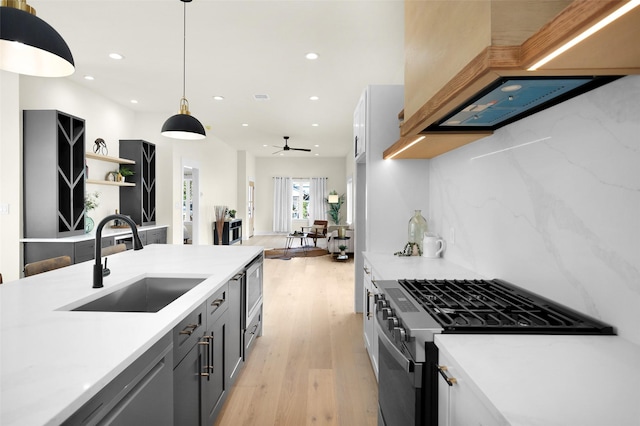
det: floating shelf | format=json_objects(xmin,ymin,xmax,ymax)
[
  {"xmin": 85, "ymin": 152, "xmax": 136, "ymax": 165},
  {"xmin": 86, "ymin": 179, "xmax": 135, "ymax": 187}
]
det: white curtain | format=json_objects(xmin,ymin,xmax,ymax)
[
  {"xmin": 309, "ymin": 177, "xmax": 328, "ymax": 222},
  {"xmin": 273, "ymin": 176, "xmax": 292, "ymax": 232}
]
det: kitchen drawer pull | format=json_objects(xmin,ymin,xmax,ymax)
[
  {"xmin": 364, "ymin": 266, "xmax": 370, "ymax": 275},
  {"xmin": 179, "ymin": 323, "xmax": 199, "ymax": 335},
  {"xmin": 438, "ymin": 365, "xmax": 457, "ymax": 386},
  {"xmin": 210, "ymin": 298, "xmax": 225, "ymax": 308}
]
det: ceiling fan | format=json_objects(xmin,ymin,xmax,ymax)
[{"xmin": 273, "ymin": 136, "xmax": 311, "ymax": 154}]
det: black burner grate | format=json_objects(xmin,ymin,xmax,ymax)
[{"xmin": 398, "ymin": 279, "xmax": 614, "ymax": 335}]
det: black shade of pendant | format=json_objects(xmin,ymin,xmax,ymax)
[
  {"xmin": 161, "ymin": 0, "xmax": 206, "ymax": 140},
  {"xmin": 0, "ymin": 6, "xmax": 74, "ymax": 77}
]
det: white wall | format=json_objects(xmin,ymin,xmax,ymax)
[
  {"xmin": 0, "ymin": 75, "xmax": 243, "ymax": 278},
  {"xmin": 254, "ymin": 156, "xmax": 347, "ymax": 234},
  {"xmin": 428, "ymin": 75, "xmax": 640, "ymax": 345},
  {"xmin": 0, "ymin": 71, "xmax": 21, "ymax": 282}
]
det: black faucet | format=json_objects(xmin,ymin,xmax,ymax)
[{"xmin": 93, "ymin": 214, "xmax": 144, "ymax": 288}]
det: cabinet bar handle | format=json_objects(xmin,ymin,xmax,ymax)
[
  {"xmin": 199, "ymin": 339, "xmax": 211, "ymax": 377},
  {"xmin": 179, "ymin": 323, "xmax": 199, "ymax": 335},
  {"xmin": 364, "ymin": 266, "xmax": 370, "ymax": 274},
  {"xmin": 438, "ymin": 365, "xmax": 457, "ymax": 386},
  {"xmin": 211, "ymin": 298, "xmax": 225, "ymax": 308}
]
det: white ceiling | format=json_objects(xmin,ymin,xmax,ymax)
[{"xmin": 31, "ymin": 0, "xmax": 405, "ymax": 157}]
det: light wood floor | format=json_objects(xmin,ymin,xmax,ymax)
[{"xmin": 214, "ymin": 235, "xmax": 378, "ymax": 426}]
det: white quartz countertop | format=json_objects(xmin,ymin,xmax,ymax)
[
  {"xmin": 435, "ymin": 334, "xmax": 640, "ymax": 426},
  {"xmin": 20, "ymin": 224, "xmax": 169, "ymax": 243},
  {"xmin": 364, "ymin": 251, "xmax": 640, "ymax": 425},
  {"xmin": 363, "ymin": 251, "xmax": 483, "ymax": 280},
  {"xmin": 0, "ymin": 244, "xmax": 263, "ymax": 426}
]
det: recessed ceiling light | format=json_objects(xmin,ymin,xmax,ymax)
[
  {"xmin": 84, "ymin": 75, "xmax": 94, "ymax": 81},
  {"xmin": 263, "ymin": 144, "xmax": 268, "ymax": 147},
  {"xmin": 309, "ymin": 96, "xmax": 319, "ymax": 101},
  {"xmin": 305, "ymin": 52, "xmax": 319, "ymax": 60},
  {"xmin": 213, "ymin": 95, "xmax": 224, "ymax": 101},
  {"xmin": 242, "ymin": 123, "xmax": 249, "ymax": 127},
  {"xmin": 130, "ymin": 99, "xmax": 138, "ymax": 104},
  {"xmin": 314, "ymin": 153, "xmax": 319, "ymax": 156},
  {"xmin": 311, "ymin": 123, "xmax": 319, "ymax": 127},
  {"xmin": 109, "ymin": 53, "xmax": 124, "ymax": 60},
  {"xmin": 314, "ymin": 144, "xmax": 319, "ymax": 148}
]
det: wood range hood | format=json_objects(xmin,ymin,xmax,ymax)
[{"xmin": 385, "ymin": 0, "xmax": 640, "ymax": 160}]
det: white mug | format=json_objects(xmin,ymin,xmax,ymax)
[{"xmin": 423, "ymin": 235, "xmax": 444, "ymax": 258}]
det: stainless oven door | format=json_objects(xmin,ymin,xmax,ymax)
[
  {"xmin": 377, "ymin": 321, "xmax": 423, "ymax": 426},
  {"xmin": 245, "ymin": 255, "xmax": 263, "ymax": 324}
]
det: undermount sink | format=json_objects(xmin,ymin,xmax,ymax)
[{"xmin": 72, "ymin": 277, "xmax": 206, "ymax": 313}]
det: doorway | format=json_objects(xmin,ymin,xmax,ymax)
[
  {"xmin": 183, "ymin": 166, "xmax": 200, "ymax": 244},
  {"xmin": 248, "ymin": 180, "xmax": 255, "ymax": 238}
]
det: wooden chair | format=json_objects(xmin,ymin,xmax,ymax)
[
  {"xmin": 24, "ymin": 255, "xmax": 72, "ymax": 277},
  {"xmin": 302, "ymin": 220, "xmax": 328, "ymax": 248},
  {"xmin": 101, "ymin": 243, "xmax": 127, "ymax": 257}
]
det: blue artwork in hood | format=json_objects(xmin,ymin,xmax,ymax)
[{"xmin": 429, "ymin": 76, "xmax": 619, "ymax": 131}]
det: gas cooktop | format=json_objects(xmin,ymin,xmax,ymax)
[{"xmin": 396, "ymin": 278, "xmax": 614, "ymax": 335}]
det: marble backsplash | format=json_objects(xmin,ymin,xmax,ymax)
[{"xmin": 428, "ymin": 75, "xmax": 640, "ymax": 345}]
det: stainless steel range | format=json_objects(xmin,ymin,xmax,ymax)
[{"xmin": 375, "ymin": 278, "xmax": 614, "ymax": 426}]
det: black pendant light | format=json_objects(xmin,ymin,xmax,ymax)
[
  {"xmin": 0, "ymin": 0, "xmax": 74, "ymax": 77},
  {"xmin": 161, "ymin": 0, "xmax": 206, "ymax": 140}
]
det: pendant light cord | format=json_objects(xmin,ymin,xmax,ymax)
[{"xmin": 182, "ymin": 0, "xmax": 187, "ymax": 99}]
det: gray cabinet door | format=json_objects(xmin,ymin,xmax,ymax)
[
  {"xmin": 202, "ymin": 315, "xmax": 226, "ymax": 426},
  {"xmin": 63, "ymin": 334, "xmax": 173, "ymax": 425},
  {"xmin": 119, "ymin": 140, "xmax": 156, "ymax": 226},
  {"xmin": 173, "ymin": 342, "xmax": 202, "ymax": 426},
  {"xmin": 225, "ymin": 274, "xmax": 244, "ymax": 387},
  {"xmin": 23, "ymin": 110, "xmax": 86, "ymax": 238}
]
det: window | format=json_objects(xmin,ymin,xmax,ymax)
[
  {"xmin": 292, "ymin": 180, "xmax": 310, "ymax": 219},
  {"xmin": 346, "ymin": 176, "xmax": 353, "ymax": 225}
]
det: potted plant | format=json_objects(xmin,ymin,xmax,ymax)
[
  {"xmin": 117, "ymin": 166, "xmax": 135, "ymax": 182},
  {"xmin": 326, "ymin": 190, "xmax": 345, "ymax": 226},
  {"xmin": 338, "ymin": 244, "xmax": 348, "ymax": 256},
  {"xmin": 228, "ymin": 209, "xmax": 237, "ymax": 219},
  {"xmin": 84, "ymin": 191, "xmax": 100, "ymax": 233}
]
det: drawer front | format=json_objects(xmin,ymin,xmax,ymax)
[
  {"xmin": 173, "ymin": 302, "xmax": 205, "ymax": 367},
  {"xmin": 244, "ymin": 305, "xmax": 262, "ymax": 360},
  {"xmin": 206, "ymin": 283, "xmax": 229, "ymax": 326},
  {"xmin": 147, "ymin": 227, "xmax": 167, "ymax": 244},
  {"xmin": 74, "ymin": 240, "xmax": 95, "ymax": 263}
]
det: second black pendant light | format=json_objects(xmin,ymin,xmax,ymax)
[{"xmin": 161, "ymin": 0, "xmax": 206, "ymax": 140}]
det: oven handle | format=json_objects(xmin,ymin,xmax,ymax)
[{"xmin": 376, "ymin": 321, "xmax": 414, "ymax": 374}]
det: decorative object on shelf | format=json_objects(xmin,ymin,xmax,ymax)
[
  {"xmin": 408, "ymin": 209, "xmax": 428, "ymax": 253},
  {"xmin": 0, "ymin": 0, "xmax": 74, "ymax": 77},
  {"xmin": 84, "ymin": 191, "xmax": 100, "ymax": 233},
  {"xmin": 228, "ymin": 209, "xmax": 237, "ymax": 219},
  {"xmin": 106, "ymin": 171, "xmax": 116, "ymax": 182},
  {"xmin": 338, "ymin": 244, "xmax": 348, "ymax": 256},
  {"xmin": 394, "ymin": 241, "xmax": 422, "ymax": 257},
  {"xmin": 118, "ymin": 166, "xmax": 134, "ymax": 182},
  {"xmin": 326, "ymin": 190, "xmax": 344, "ymax": 225},
  {"xmin": 214, "ymin": 205, "xmax": 227, "ymax": 245},
  {"xmin": 160, "ymin": 0, "xmax": 206, "ymax": 140},
  {"xmin": 93, "ymin": 138, "xmax": 108, "ymax": 155}
]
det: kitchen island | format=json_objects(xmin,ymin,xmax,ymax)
[
  {"xmin": 0, "ymin": 244, "xmax": 263, "ymax": 426},
  {"xmin": 364, "ymin": 251, "xmax": 640, "ymax": 426}
]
